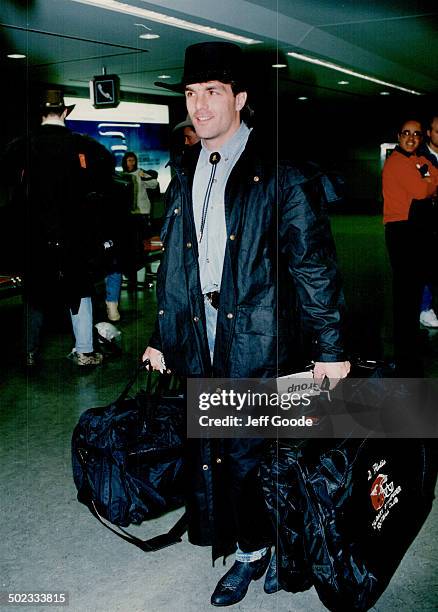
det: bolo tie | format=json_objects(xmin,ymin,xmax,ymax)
[{"xmin": 199, "ymin": 151, "xmax": 221, "ymax": 243}]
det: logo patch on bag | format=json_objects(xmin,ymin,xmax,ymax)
[{"xmin": 368, "ymin": 459, "xmax": 402, "ymax": 530}]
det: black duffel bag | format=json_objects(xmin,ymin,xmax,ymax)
[
  {"xmin": 262, "ymin": 437, "xmax": 437, "ymax": 611},
  {"xmin": 72, "ymin": 362, "xmax": 187, "ymax": 551}
]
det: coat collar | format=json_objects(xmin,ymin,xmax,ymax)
[{"xmin": 173, "ymin": 128, "xmax": 264, "ymax": 180}]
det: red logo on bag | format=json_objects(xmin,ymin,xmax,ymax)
[{"xmin": 370, "ymin": 474, "xmax": 387, "ymax": 511}]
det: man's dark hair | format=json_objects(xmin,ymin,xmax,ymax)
[
  {"xmin": 228, "ymin": 80, "xmax": 254, "ymax": 127},
  {"xmin": 426, "ymin": 113, "xmax": 438, "ymax": 131}
]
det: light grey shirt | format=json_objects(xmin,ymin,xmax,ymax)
[{"xmin": 192, "ymin": 122, "xmax": 251, "ymax": 294}]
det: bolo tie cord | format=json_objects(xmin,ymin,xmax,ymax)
[{"xmin": 199, "ymin": 151, "xmax": 221, "ymax": 242}]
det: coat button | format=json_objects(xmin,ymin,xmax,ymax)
[
  {"xmin": 193, "ymin": 316, "xmax": 199, "ymax": 322},
  {"xmin": 158, "ymin": 309, "xmax": 164, "ymax": 315},
  {"xmin": 186, "ymin": 242, "xmax": 192, "ymax": 248},
  {"xmin": 216, "ymin": 458, "xmax": 222, "ymax": 464},
  {"xmin": 161, "ymin": 246, "xmax": 165, "ymax": 252},
  {"xmin": 202, "ymin": 464, "xmax": 209, "ymax": 471},
  {"xmin": 253, "ymin": 176, "xmax": 260, "ymax": 182},
  {"xmin": 174, "ymin": 208, "xmax": 180, "ymax": 214},
  {"xmin": 227, "ymin": 312, "xmax": 233, "ymax": 319},
  {"xmin": 229, "ymin": 234, "xmax": 236, "ymax": 241}
]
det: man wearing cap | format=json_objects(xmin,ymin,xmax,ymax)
[
  {"xmin": 3, "ymin": 90, "xmax": 114, "ymax": 366},
  {"xmin": 170, "ymin": 115, "xmax": 200, "ymax": 170},
  {"xmin": 173, "ymin": 115, "xmax": 200, "ymax": 148},
  {"xmin": 143, "ymin": 42, "xmax": 349, "ymax": 606}
]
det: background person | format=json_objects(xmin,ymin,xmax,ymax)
[
  {"xmin": 119, "ymin": 151, "xmax": 159, "ymax": 291},
  {"xmin": 382, "ymin": 118, "xmax": 438, "ymax": 374},
  {"xmin": 2, "ymin": 90, "xmax": 114, "ymax": 366},
  {"xmin": 417, "ymin": 113, "xmax": 438, "ymax": 329}
]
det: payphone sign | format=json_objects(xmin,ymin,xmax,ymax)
[{"xmin": 91, "ymin": 75, "xmax": 120, "ymax": 109}]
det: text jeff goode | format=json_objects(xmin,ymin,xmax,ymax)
[{"xmin": 199, "ymin": 415, "xmax": 314, "ymax": 427}]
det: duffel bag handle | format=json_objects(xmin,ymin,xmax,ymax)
[{"xmin": 116, "ymin": 359, "xmax": 153, "ymax": 404}]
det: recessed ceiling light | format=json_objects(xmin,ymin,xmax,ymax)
[
  {"xmin": 272, "ymin": 64, "xmax": 287, "ymax": 69},
  {"xmin": 338, "ymin": 80, "xmax": 349, "ymax": 85},
  {"xmin": 72, "ymin": 0, "xmax": 262, "ymax": 45},
  {"xmin": 297, "ymin": 96, "xmax": 308, "ymax": 101},
  {"xmin": 7, "ymin": 53, "xmax": 26, "ymax": 59},
  {"xmin": 287, "ymin": 51, "xmax": 422, "ymax": 95},
  {"xmin": 158, "ymin": 75, "xmax": 171, "ymax": 79},
  {"xmin": 380, "ymin": 91, "xmax": 390, "ymax": 96}
]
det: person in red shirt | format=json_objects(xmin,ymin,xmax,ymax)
[{"xmin": 382, "ymin": 119, "xmax": 438, "ymax": 374}]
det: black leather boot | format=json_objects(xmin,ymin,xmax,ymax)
[
  {"xmin": 263, "ymin": 551, "xmax": 281, "ymax": 594},
  {"xmin": 211, "ymin": 548, "xmax": 271, "ymax": 606}
]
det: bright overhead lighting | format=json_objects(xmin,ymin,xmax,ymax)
[
  {"xmin": 71, "ymin": 0, "xmax": 262, "ymax": 45},
  {"xmin": 380, "ymin": 91, "xmax": 390, "ymax": 96},
  {"xmin": 338, "ymin": 80, "xmax": 349, "ymax": 85},
  {"xmin": 297, "ymin": 96, "xmax": 308, "ymax": 101},
  {"xmin": 287, "ymin": 51, "xmax": 422, "ymax": 95},
  {"xmin": 97, "ymin": 122, "xmax": 140, "ymax": 128},
  {"xmin": 158, "ymin": 74, "xmax": 171, "ymax": 79},
  {"xmin": 272, "ymin": 64, "xmax": 287, "ymax": 69},
  {"xmin": 134, "ymin": 22, "xmax": 159, "ymax": 39},
  {"xmin": 7, "ymin": 53, "xmax": 26, "ymax": 59}
]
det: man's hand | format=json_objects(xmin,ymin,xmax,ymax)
[
  {"xmin": 142, "ymin": 346, "xmax": 169, "ymax": 373},
  {"xmin": 313, "ymin": 361, "xmax": 350, "ymax": 389}
]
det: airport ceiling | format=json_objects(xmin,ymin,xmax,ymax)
[{"xmin": 1, "ymin": 0, "xmax": 437, "ymax": 102}]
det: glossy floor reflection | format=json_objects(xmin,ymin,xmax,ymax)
[{"xmin": 1, "ymin": 215, "xmax": 437, "ymax": 611}]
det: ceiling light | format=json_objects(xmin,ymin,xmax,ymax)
[
  {"xmin": 158, "ymin": 75, "xmax": 171, "ymax": 79},
  {"xmin": 134, "ymin": 23, "xmax": 159, "ymax": 39},
  {"xmin": 338, "ymin": 80, "xmax": 349, "ymax": 85},
  {"xmin": 272, "ymin": 64, "xmax": 287, "ymax": 69},
  {"xmin": 71, "ymin": 0, "xmax": 262, "ymax": 44},
  {"xmin": 297, "ymin": 96, "xmax": 308, "ymax": 101},
  {"xmin": 7, "ymin": 53, "xmax": 26, "ymax": 59},
  {"xmin": 287, "ymin": 51, "xmax": 422, "ymax": 95},
  {"xmin": 380, "ymin": 91, "xmax": 390, "ymax": 96}
]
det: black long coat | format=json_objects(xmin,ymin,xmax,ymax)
[
  {"xmin": 2, "ymin": 124, "xmax": 114, "ymax": 312},
  {"xmin": 149, "ymin": 131, "xmax": 346, "ymax": 560}
]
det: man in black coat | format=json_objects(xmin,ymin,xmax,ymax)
[
  {"xmin": 3, "ymin": 90, "xmax": 114, "ymax": 366},
  {"xmin": 143, "ymin": 42, "xmax": 350, "ymax": 606}
]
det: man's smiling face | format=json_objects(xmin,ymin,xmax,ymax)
[{"xmin": 185, "ymin": 81, "xmax": 247, "ymax": 150}]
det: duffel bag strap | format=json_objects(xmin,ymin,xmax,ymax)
[
  {"xmin": 116, "ymin": 360, "xmax": 153, "ymax": 404},
  {"xmin": 87, "ymin": 499, "xmax": 187, "ymax": 552}
]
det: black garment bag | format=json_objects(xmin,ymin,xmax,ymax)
[
  {"xmin": 72, "ymin": 362, "xmax": 187, "ymax": 551},
  {"xmin": 262, "ymin": 436, "xmax": 436, "ymax": 611}
]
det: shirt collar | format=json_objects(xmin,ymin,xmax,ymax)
[
  {"xmin": 394, "ymin": 144, "xmax": 413, "ymax": 158},
  {"xmin": 199, "ymin": 121, "xmax": 251, "ymax": 167},
  {"xmin": 41, "ymin": 117, "xmax": 66, "ymax": 127},
  {"xmin": 427, "ymin": 144, "xmax": 438, "ymax": 158}
]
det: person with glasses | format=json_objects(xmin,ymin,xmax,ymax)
[{"xmin": 382, "ymin": 119, "xmax": 438, "ymax": 375}]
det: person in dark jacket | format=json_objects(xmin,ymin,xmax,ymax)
[
  {"xmin": 2, "ymin": 90, "xmax": 114, "ymax": 366},
  {"xmin": 417, "ymin": 113, "xmax": 438, "ymax": 328},
  {"xmin": 143, "ymin": 42, "xmax": 350, "ymax": 606}
]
